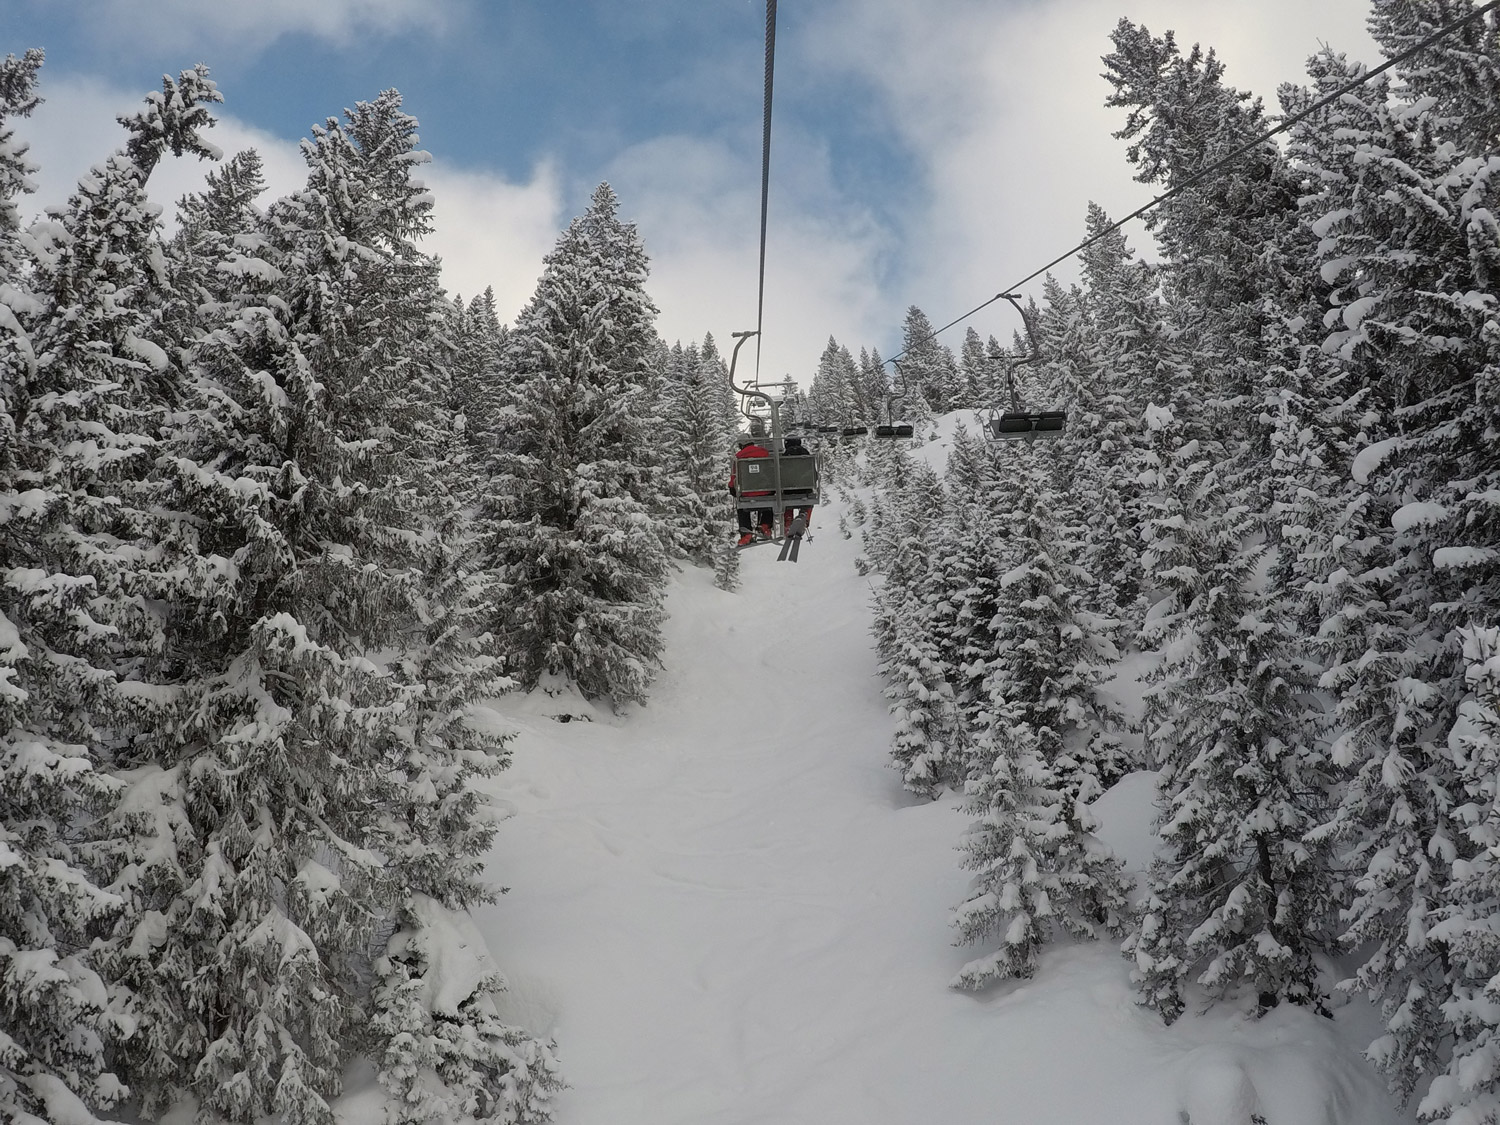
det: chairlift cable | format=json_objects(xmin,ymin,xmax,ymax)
[
  {"xmin": 887, "ymin": 0, "xmax": 1500, "ymax": 366},
  {"xmin": 755, "ymin": 0, "xmax": 778, "ymax": 381}
]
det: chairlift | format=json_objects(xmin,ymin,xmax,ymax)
[
  {"xmin": 981, "ymin": 293, "xmax": 1068, "ymax": 444},
  {"xmin": 841, "ymin": 425, "xmax": 868, "ymax": 437},
  {"xmin": 987, "ymin": 409, "xmax": 1066, "ymax": 441},
  {"xmin": 727, "ymin": 332, "xmax": 822, "ymax": 555},
  {"xmin": 871, "ymin": 361, "xmax": 914, "ymax": 439}
]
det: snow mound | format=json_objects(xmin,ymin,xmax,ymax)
[
  {"xmin": 1092, "ymin": 769, "xmax": 1161, "ymax": 877},
  {"xmin": 1352, "ymin": 437, "xmax": 1398, "ymax": 485}
]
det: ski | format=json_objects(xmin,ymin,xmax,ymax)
[{"xmin": 775, "ymin": 516, "xmax": 808, "ymax": 562}]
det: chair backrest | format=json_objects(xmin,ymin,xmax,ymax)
[
  {"xmin": 988, "ymin": 411, "xmax": 1067, "ymax": 441},
  {"xmin": 777, "ymin": 456, "xmax": 819, "ymax": 493},
  {"xmin": 734, "ymin": 455, "xmax": 819, "ymax": 496},
  {"xmin": 736, "ymin": 457, "xmax": 774, "ymax": 493},
  {"xmin": 991, "ymin": 416, "xmax": 1034, "ymax": 437}
]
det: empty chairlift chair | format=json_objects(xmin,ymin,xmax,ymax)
[
  {"xmin": 987, "ymin": 409, "xmax": 1067, "ymax": 441},
  {"xmin": 872, "ymin": 363, "xmax": 915, "ymax": 439},
  {"xmin": 981, "ymin": 294, "xmax": 1067, "ymax": 443}
]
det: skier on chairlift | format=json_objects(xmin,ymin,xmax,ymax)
[
  {"xmin": 779, "ymin": 435, "xmax": 815, "ymax": 536},
  {"xmin": 729, "ymin": 437, "xmax": 775, "ymax": 546}
]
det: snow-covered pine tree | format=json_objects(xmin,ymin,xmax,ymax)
[
  {"xmin": 371, "ymin": 500, "xmax": 562, "ymax": 1124},
  {"xmin": 980, "ymin": 336, "xmax": 1010, "ymax": 411},
  {"xmin": 870, "ymin": 457, "xmax": 944, "ymax": 649},
  {"xmin": 656, "ymin": 337, "xmax": 731, "ymax": 564},
  {"xmin": 101, "ymin": 88, "xmax": 556, "ymax": 1124},
  {"xmin": 0, "ymin": 59, "xmax": 222, "ymax": 1125},
  {"xmin": 350, "ymin": 98, "xmax": 561, "ymax": 1119},
  {"xmin": 1067, "ymin": 203, "xmax": 1153, "ymax": 630},
  {"xmin": 895, "ymin": 306, "xmax": 953, "ymax": 419},
  {"xmin": 878, "ymin": 458, "xmax": 961, "ymax": 796},
  {"xmin": 1125, "ymin": 413, "xmax": 1335, "ymax": 1023},
  {"xmin": 488, "ymin": 183, "xmax": 668, "ymax": 704},
  {"xmin": 1029, "ymin": 276, "xmax": 1081, "ymax": 419},
  {"xmin": 167, "ymin": 148, "xmax": 265, "ymax": 307},
  {"xmin": 1292, "ymin": 17, "xmax": 1500, "ymax": 1106},
  {"xmin": 952, "ymin": 704, "xmax": 1130, "ymax": 989},
  {"xmin": 1367, "ymin": 0, "xmax": 1500, "ymax": 155},
  {"xmin": 938, "ymin": 428, "xmax": 1010, "ymax": 738},
  {"xmin": 1417, "ymin": 625, "xmax": 1500, "ymax": 1122},
  {"xmin": 0, "ymin": 48, "xmax": 42, "ymax": 264},
  {"xmin": 956, "ymin": 327, "xmax": 989, "ymax": 411},
  {"xmin": 699, "ymin": 331, "xmax": 739, "ymax": 441},
  {"xmin": 979, "ymin": 442, "xmax": 1126, "ymax": 801},
  {"xmin": 0, "ymin": 51, "xmax": 126, "ymax": 1125},
  {"xmin": 883, "ymin": 618, "xmax": 960, "ymax": 797},
  {"xmin": 857, "ymin": 347, "xmax": 891, "ymax": 428},
  {"xmin": 1103, "ymin": 19, "xmax": 1300, "ymax": 449},
  {"xmin": 712, "ymin": 538, "xmax": 741, "ymax": 592},
  {"xmin": 807, "ymin": 336, "xmax": 857, "ymax": 427},
  {"xmin": 451, "ymin": 286, "xmax": 508, "ymax": 447},
  {"xmin": 1027, "ymin": 272, "xmax": 1137, "ymax": 657}
]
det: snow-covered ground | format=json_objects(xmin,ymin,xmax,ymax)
[{"xmin": 454, "ymin": 437, "xmax": 1412, "ymax": 1125}]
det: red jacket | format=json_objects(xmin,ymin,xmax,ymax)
[{"xmin": 729, "ymin": 443, "xmax": 773, "ymax": 496}]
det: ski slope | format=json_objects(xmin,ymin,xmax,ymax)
[{"xmin": 467, "ymin": 453, "xmax": 1413, "ymax": 1125}]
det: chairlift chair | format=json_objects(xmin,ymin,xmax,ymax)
[
  {"xmin": 726, "ymin": 332, "xmax": 823, "ymax": 539},
  {"xmin": 871, "ymin": 361, "xmax": 914, "ymax": 439},
  {"xmin": 981, "ymin": 294, "xmax": 1068, "ymax": 444},
  {"xmin": 986, "ymin": 409, "xmax": 1066, "ymax": 441}
]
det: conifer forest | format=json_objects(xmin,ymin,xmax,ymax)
[{"xmin": 6, "ymin": 2, "xmax": 1500, "ymax": 1122}]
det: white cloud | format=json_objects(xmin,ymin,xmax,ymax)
[
  {"xmin": 18, "ymin": 74, "xmax": 564, "ymax": 330},
  {"xmin": 20, "ymin": 75, "xmax": 306, "ymax": 227},
  {"xmin": 802, "ymin": 0, "xmax": 1380, "ymax": 353},
  {"xmin": 604, "ymin": 130, "xmax": 893, "ymax": 387},
  {"xmin": 12, "ymin": 3, "xmax": 1391, "ymax": 394},
  {"xmin": 67, "ymin": 0, "xmax": 458, "ymax": 55},
  {"xmin": 421, "ymin": 161, "xmax": 563, "ymax": 319}
]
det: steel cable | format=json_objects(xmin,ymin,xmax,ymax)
[
  {"xmin": 889, "ymin": 0, "xmax": 1500, "ymax": 365},
  {"xmin": 755, "ymin": 0, "xmax": 777, "ymax": 380}
]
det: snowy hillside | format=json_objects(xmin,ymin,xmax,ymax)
[
  {"xmin": 445, "ymin": 436, "xmax": 1410, "ymax": 1125},
  {"xmin": 11, "ymin": 11, "xmax": 1500, "ymax": 1120}
]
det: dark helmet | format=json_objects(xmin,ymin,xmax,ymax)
[{"xmin": 738, "ymin": 437, "xmax": 757, "ymax": 449}]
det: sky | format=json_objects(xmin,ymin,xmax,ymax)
[{"xmin": 5, "ymin": 0, "xmax": 1381, "ymax": 385}]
